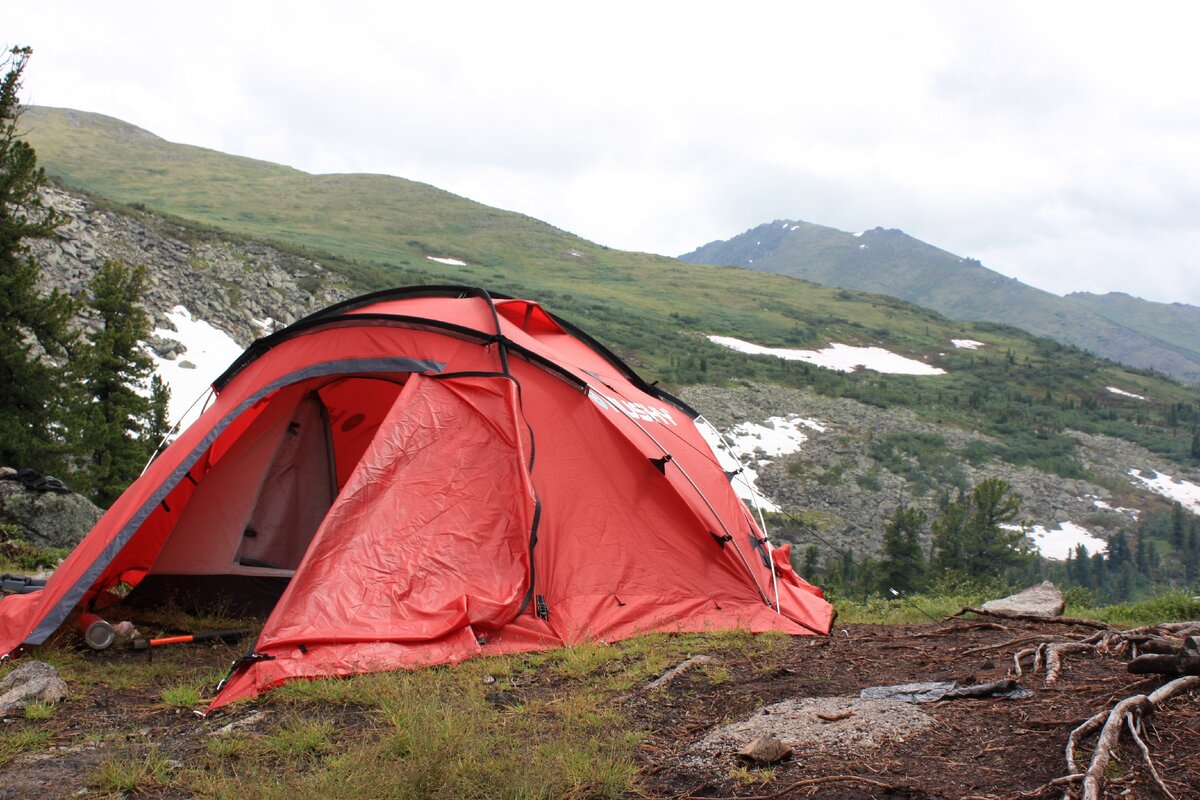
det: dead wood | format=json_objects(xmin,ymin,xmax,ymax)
[
  {"xmin": 946, "ymin": 606, "xmax": 1111, "ymax": 630},
  {"xmin": 962, "ymin": 634, "xmax": 1067, "ymax": 657},
  {"xmin": 687, "ymin": 774, "xmax": 898, "ymax": 799},
  {"xmin": 1072, "ymin": 675, "xmax": 1200, "ymax": 800},
  {"xmin": 643, "ymin": 655, "xmax": 718, "ymax": 692}
]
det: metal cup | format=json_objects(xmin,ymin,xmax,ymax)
[{"xmin": 78, "ymin": 612, "xmax": 115, "ymax": 650}]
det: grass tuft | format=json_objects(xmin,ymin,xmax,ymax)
[
  {"xmin": 0, "ymin": 727, "xmax": 52, "ymax": 766},
  {"xmin": 89, "ymin": 747, "xmax": 174, "ymax": 794},
  {"xmin": 160, "ymin": 682, "xmax": 204, "ymax": 709},
  {"xmin": 21, "ymin": 699, "xmax": 55, "ymax": 720}
]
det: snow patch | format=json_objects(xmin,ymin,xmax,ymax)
[
  {"xmin": 1107, "ymin": 386, "xmax": 1147, "ymax": 401},
  {"xmin": 708, "ymin": 335, "xmax": 946, "ymax": 376},
  {"xmin": 1023, "ymin": 522, "xmax": 1109, "ymax": 561},
  {"xmin": 951, "ymin": 339, "xmax": 985, "ymax": 350},
  {"xmin": 150, "ymin": 306, "xmax": 244, "ymax": 428},
  {"xmin": 426, "ymin": 256, "xmax": 467, "ymax": 266},
  {"xmin": 1129, "ymin": 470, "xmax": 1200, "ymax": 514},
  {"xmin": 698, "ymin": 414, "xmax": 826, "ymax": 513},
  {"xmin": 853, "ymin": 231, "xmax": 864, "ymax": 237},
  {"xmin": 1087, "ymin": 497, "xmax": 1140, "ymax": 517}
]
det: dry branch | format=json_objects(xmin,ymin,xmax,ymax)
[
  {"xmin": 946, "ymin": 607, "xmax": 1111, "ymax": 630},
  {"xmin": 688, "ymin": 774, "xmax": 898, "ymax": 800},
  {"xmin": 643, "ymin": 655, "xmax": 718, "ymax": 692}
]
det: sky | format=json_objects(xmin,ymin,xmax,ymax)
[{"xmin": 8, "ymin": 1, "xmax": 1200, "ymax": 305}]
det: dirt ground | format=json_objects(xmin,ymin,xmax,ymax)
[
  {"xmin": 630, "ymin": 622, "xmax": 1200, "ymax": 799},
  {"xmin": 3, "ymin": 618, "xmax": 1198, "ymax": 799}
]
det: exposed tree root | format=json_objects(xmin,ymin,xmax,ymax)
[
  {"xmin": 1124, "ymin": 711, "xmax": 1174, "ymax": 800},
  {"xmin": 1071, "ymin": 675, "xmax": 1200, "ymax": 800},
  {"xmin": 643, "ymin": 655, "xmax": 719, "ymax": 692},
  {"xmin": 946, "ymin": 607, "xmax": 1111, "ymax": 630},
  {"xmin": 962, "ymin": 613, "xmax": 1200, "ymax": 799}
]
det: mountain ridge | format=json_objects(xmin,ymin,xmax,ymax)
[
  {"xmin": 15, "ymin": 106, "xmax": 1200, "ymax": 570},
  {"xmin": 18, "ymin": 105, "xmax": 1200, "ymax": 476},
  {"xmin": 680, "ymin": 220, "xmax": 1200, "ymax": 383}
]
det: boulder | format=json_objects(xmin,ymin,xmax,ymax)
[
  {"xmin": 0, "ymin": 479, "xmax": 103, "ymax": 551},
  {"xmin": 736, "ymin": 734, "xmax": 793, "ymax": 764},
  {"xmin": 0, "ymin": 660, "xmax": 68, "ymax": 716},
  {"xmin": 982, "ymin": 581, "xmax": 1065, "ymax": 618}
]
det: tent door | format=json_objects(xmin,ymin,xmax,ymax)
[{"xmin": 236, "ymin": 392, "xmax": 337, "ymax": 572}]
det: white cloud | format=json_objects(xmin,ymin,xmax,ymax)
[{"xmin": 8, "ymin": 1, "xmax": 1200, "ymax": 305}]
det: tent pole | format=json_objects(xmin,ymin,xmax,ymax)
[
  {"xmin": 586, "ymin": 385, "xmax": 773, "ymax": 607},
  {"xmin": 141, "ymin": 386, "xmax": 216, "ymax": 475},
  {"xmin": 696, "ymin": 416, "xmax": 782, "ymax": 614}
]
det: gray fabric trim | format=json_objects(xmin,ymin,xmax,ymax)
[{"xmin": 27, "ymin": 357, "xmax": 444, "ymax": 644}]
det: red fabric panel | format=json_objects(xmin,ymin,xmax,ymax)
[
  {"xmin": 213, "ymin": 374, "xmax": 537, "ymax": 705},
  {"xmin": 316, "ymin": 378, "xmax": 404, "ymax": 489}
]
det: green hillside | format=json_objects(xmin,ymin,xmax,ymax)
[
  {"xmin": 19, "ymin": 106, "xmax": 1200, "ymax": 474},
  {"xmin": 1067, "ymin": 291, "xmax": 1200, "ymax": 365},
  {"xmin": 681, "ymin": 220, "xmax": 1200, "ymax": 383}
]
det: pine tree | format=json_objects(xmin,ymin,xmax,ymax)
[
  {"xmin": 1135, "ymin": 524, "xmax": 1149, "ymax": 576},
  {"xmin": 1186, "ymin": 520, "xmax": 1200, "ymax": 586},
  {"xmin": 878, "ymin": 505, "xmax": 926, "ymax": 593},
  {"xmin": 932, "ymin": 477, "xmax": 1028, "ymax": 578},
  {"xmin": 1171, "ymin": 502, "xmax": 1186, "ymax": 551},
  {"xmin": 1107, "ymin": 532, "xmax": 1131, "ymax": 572},
  {"xmin": 1073, "ymin": 543, "xmax": 1092, "ymax": 589},
  {"xmin": 801, "ymin": 544, "xmax": 821, "ymax": 579},
  {"xmin": 0, "ymin": 46, "xmax": 78, "ymax": 470},
  {"xmin": 73, "ymin": 260, "xmax": 170, "ymax": 505}
]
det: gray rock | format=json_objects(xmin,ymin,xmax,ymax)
[
  {"xmin": 0, "ymin": 660, "xmax": 68, "ymax": 716},
  {"xmin": 31, "ymin": 186, "xmax": 350, "ymax": 352},
  {"xmin": 982, "ymin": 581, "xmax": 1065, "ymax": 617},
  {"xmin": 0, "ymin": 481, "xmax": 103, "ymax": 550},
  {"xmin": 736, "ymin": 734, "xmax": 793, "ymax": 764},
  {"xmin": 677, "ymin": 382, "xmax": 1200, "ymax": 561}
]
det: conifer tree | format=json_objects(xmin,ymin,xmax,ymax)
[
  {"xmin": 1186, "ymin": 520, "xmax": 1200, "ymax": 586},
  {"xmin": 73, "ymin": 260, "xmax": 170, "ymax": 505},
  {"xmin": 1073, "ymin": 543, "xmax": 1092, "ymax": 589},
  {"xmin": 877, "ymin": 505, "xmax": 926, "ymax": 593},
  {"xmin": 931, "ymin": 477, "xmax": 1028, "ymax": 578},
  {"xmin": 801, "ymin": 544, "xmax": 821, "ymax": 579},
  {"xmin": 0, "ymin": 46, "xmax": 78, "ymax": 470},
  {"xmin": 1135, "ymin": 524, "xmax": 1149, "ymax": 576},
  {"xmin": 1171, "ymin": 502, "xmax": 1186, "ymax": 551}
]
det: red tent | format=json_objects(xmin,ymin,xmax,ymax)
[{"xmin": 0, "ymin": 287, "xmax": 833, "ymax": 707}]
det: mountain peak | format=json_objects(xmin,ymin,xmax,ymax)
[{"xmin": 681, "ymin": 220, "xmax": 1200, "ymax": 383}]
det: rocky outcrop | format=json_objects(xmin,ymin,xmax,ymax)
[
  {"xmin": 0, "ymin": 478, "xmax": 102, "ymax": 551},
  {"xmin": 30, "ymin": 187, "xmax": 351, "ymax": 349},
  {"xmin": 680, "ymin": 383, "xmax": 1200, "ymax": 557}
]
